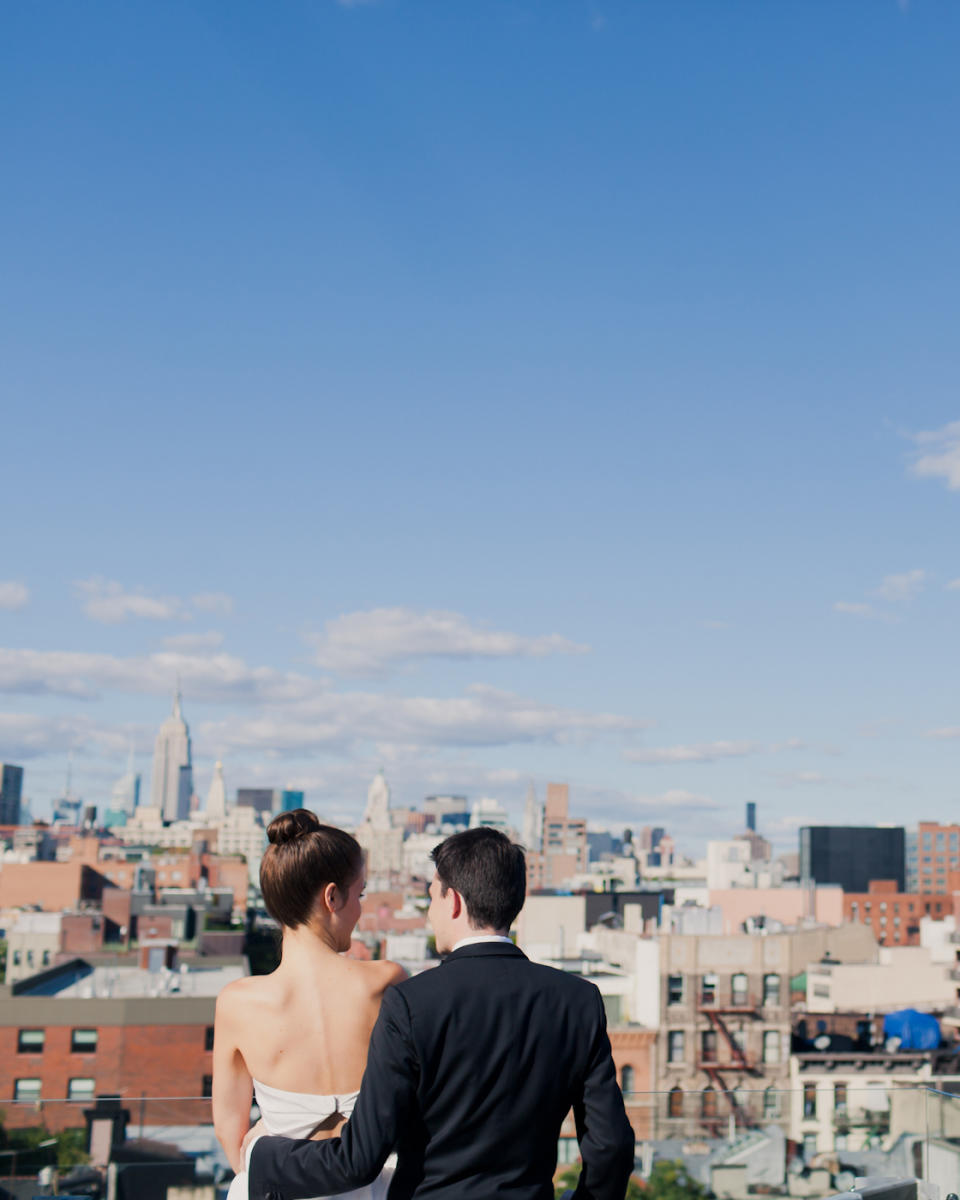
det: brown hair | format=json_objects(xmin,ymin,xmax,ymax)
[
  {"xmin": 259, "ymin": 809, "xmax": 364, "ymax": 929},
  {"xmin": 431, "ymin": 827, "xmax": 526, "ymax": 931}
]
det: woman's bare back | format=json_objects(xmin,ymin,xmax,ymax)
[{"xmin": 219, "ymin": 955, "xmax": 405, "ymax": 1095}]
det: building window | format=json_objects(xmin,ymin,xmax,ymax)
[
  {"xmin": 803, "ymin": 1083, "xmax": 817, "ymax": 1119},
  {"xmin": 701, "ymin": 1030, "xmax": 718, "ymax": 1064},
  {"xmin": 803, "ymin": 1133, "xmax": 818, "ymax": 1161},
  {"xmin": 763, "ymin": 973, "xmax": 780, "ymax": 1006},
  {"xmin": 701, "ymin": 1087, "xmax": 718, "ymax": 1119},
  {"xmin": 621, "ymin": 1065, "xmax": 635, "ymax": 1095},
  {"xmin": 731, "ymin": 973, "xmax": 748, "ymax": 1005},
  {"xmin": 41, "ymin": 950, "xmax": 51, "ymax": 967},
  {"xmin": 700, "ymin": 973, "xmax": 718, "ymax": 1005},
  {"xmin": 71, "ymin": 1029, "xmax": 98, "ymax": 1054},
  {"xmin": 667, "ymin": 974, "xmax": 684, "ymax": 1005},
  {"xmin": 762, "ymin": 1030, "xmax": 781, "ymax": 1064},
  {"xmin": 12, "ymin": 950, "xmax": 21, "ymax": 966},
  {"xmin": 17, "ymin": 1030, "xmax": 44, "ymax": 1054},
  {"xmin": 14, "ymin": 1079, "xmax": 41, "ymax": 1102},
  {"xmin": 668, "ymin": 1087, "xmax": 684, "ymax": 1119},
  {"xmin": 667, "ymin": 1031, "xmax": 685, "ymax": 1064},
  {"xmin": 205, "ymin": 1026, "xmax": 215, "ymax": 1052},
  {"xmin": 202, "ymin": 1075, "xmax": 214, "ymax": 1099},
  {"xmin": 834, "ymin": 1083, "xmax": 847, "ymax": 1114},
  {"xmin": 763, "ymin": 1087, "xmax": 780, "ymax": 1119},
  {"xmin": 67, "ymin": 1078, "xmax": 95, "ymax": 1102}
]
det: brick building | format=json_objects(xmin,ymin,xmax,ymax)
[
  {"xmin": 843, "ymin": 879, "xmax": 951, "ymax": 946},
  {"xmin": 0, "ymin": 861, "xmax": 109, "ymax": 911},
  {"xmin": 913, "ymin": 822, "xmax": 960, "ymax": 895},
  {"xmin": 526, "ymin": 784, "xmax": 588, "ymax": 890},
  {"xmin": 0, "ymin": 959, "xmax": 245, "ymax": 1131}
]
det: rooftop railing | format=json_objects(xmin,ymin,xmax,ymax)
[{"xmin": 0, "ymin": 1086, "xmax": 958, "ymax": 1197}]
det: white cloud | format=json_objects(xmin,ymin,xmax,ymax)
[
  {"xmin": 0, "ymin": 647, "xmax": 318, "ymax": 704},
  {"xmin": 909, "ymin": 420, "xmax": 960, "ymax": 490},
  {"xmin": 947, "ymin": 579, "xmax": 960, "ymax": 592},
  {"xmin": 875, "ymin": 568, "xmax": 926, "ymax": 601},
  {"xmin": 192, "ymin": 592, "xmax": 234, "ymax": 616},
  {"xmin": 161, "ymin": 632, "xmax": 225, "ymax": 653},
  {"xmin": 925, "ymin": 727, "xmax": 960, "ymax": 740},
  {"xmin": 74, "ymin": 580, "xmax": 236, "ymax": 624},
  {"xmin": 625, "ymin": 740, "xmax": 760, "ymax": 765},
  {"xmin": 75, "ymin": 578, "xmax": 187, "ymax": 624},
  {"xmin": 200, "ymin": 683, "xmax": 648, "ymax": 755},
  {"xmin": 0, "ymin": 582, "xmax": 29, "ymax": 611},
  {"xmin": 624, "ymin": 737, "xmax": 804, "ymax": 765},
  {"xmin": 0, "ymin": 712, "xmax": 139, "ymax": 760},
  {"xmin": 308, "ymin": 608, "xmax": 589, "ymax": 675},
  {"xmin": 630, "ymin": 789, "xmax": 720, "ymax": 813},
  {"xmin": 833, "ymin": 601, "xmax": 882, "ymax": 619}
]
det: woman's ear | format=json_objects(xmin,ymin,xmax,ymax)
[{"xmin": 322, "ymin": 881, "xmax": 340, "ymax": 914}]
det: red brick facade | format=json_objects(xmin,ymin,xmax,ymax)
[
  {"xmin": 1, "ymin": 1016, "xmax": 215, "ymax": 1131},
  {"xmin": 843, "ymin": 879, "xmax": 950, "ymax": 946}
]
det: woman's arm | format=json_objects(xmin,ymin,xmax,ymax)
[{"xmin": 212, "ymin": 986, "xmax": 254, "ymax": 1174}]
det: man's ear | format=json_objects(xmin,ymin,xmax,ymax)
[{"xmin": 449, "ymin": 888, "xmax": 462, "ymax": 920}]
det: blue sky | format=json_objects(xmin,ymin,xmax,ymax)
[{"xmin": 3, "ymin": 0, "xmax": 960, "ymax": 848}]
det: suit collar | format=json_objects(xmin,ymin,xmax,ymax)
[{"xmin": 441, "ymin": 941, "xmax": 526, "ymax": 964}]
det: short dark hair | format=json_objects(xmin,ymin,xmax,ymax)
[
  {"xmin": 430, "ymin": 827, "xmax": 526, "ymax": 931},
  {"xmin": 260, "ymin": 809, "xmax": 363, "ymax": 930}
]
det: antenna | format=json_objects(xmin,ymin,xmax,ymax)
[{"xmin": 65, "ymin": 751, "xmax": 74, "ymax": 800}]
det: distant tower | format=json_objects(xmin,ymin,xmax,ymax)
[
  {"xmin": 363, "ymin": 769, "xmax": 391, "ymax": 829},
  {"xmin": 151, "ymin": 688, "xmax": 193, "ymax": 823},
  {"xmin": 0, "ymin": 763, "xmax": 24, "ymax": 826},
  {"xmin": 746, "ymin": 802, "xmax": 757, "ymax": 833},
  {"xmin": 206, "ymin": 761, "xmax": 227, "ymax": 821},
  {"xmin": 111, "ymin": 745, "xmax": 141, "ymax": 815},
  {"xmin": 522, "ymin": 782, "xmax": 542, "ymax": 853},
  {"xmin": 356, "ymin": 769, "xmax": 403, "ymax": 878}
]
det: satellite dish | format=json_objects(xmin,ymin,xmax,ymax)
[
  {"xmin": 814, "ymin": 1035, "xmax": 831, "ymax": 1050},
  {"xmin": 836, "ymin": 1173, "xmax": 857, "ymax": 1191},
  {"xmin": 885, "ymin": 1036, "xmax": 902, "ymax": 1052}
]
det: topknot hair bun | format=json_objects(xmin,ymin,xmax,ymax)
[{"xmin": 267, "ymin": 808, "xmax": 322, "ymax": 846}]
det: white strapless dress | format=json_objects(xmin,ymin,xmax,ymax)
[{"xmin": 227, "ymin": 1079, "xmax": 394, "ymax": 1200}]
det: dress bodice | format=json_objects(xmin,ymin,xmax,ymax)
[{"xmin": 252, "ymin": 1079, "xmax": 361, "ymax": 1140}]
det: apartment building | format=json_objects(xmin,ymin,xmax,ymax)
[
  {"xmin": 843, "ymin": 878, "xmax": 951, "ymax": 946},
  {"xmin": 0, "ymin": 957, "xmax": 245, "ymax": 1131},
  {"xmin": 913, "ymin": 822, "xmax": 960, "ymax": 895},
  {"xmin": 639, "ymin": 924, "xmax": 877, "ymax": 1133}
]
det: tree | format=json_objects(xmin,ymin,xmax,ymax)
[
  {"xmin": 641, "ymin": 1160, "xmax": 709, "ymax": 1200},
  {"xmin": 554, "ymin": 1166, "xmax": 645, "ymax": 1199}
]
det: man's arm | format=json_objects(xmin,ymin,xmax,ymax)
[
  {"xmin": 248, "ymin": 986, "xmax": 419, "ymax": 1200},
  {"xmin": 571, "ymin": 987, "xmax": 636, "ymax": 1200}
]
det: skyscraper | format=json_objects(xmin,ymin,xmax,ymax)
[
  {"xmin": 800, "ymin": 825, "xmax": 905, "ymax": 893},
  {"xmin": 110, "ymin": 746, "xmax": 141, "ymax": 816},
  {"xmin": 206, "ymin": 761, "xmax": 227, "ymax": 821},
  {"xmin": 150, "ymin": 690, "xmax": 193, "ymax": 823},
  {"xmin": 0, "ymin": 764, "xmax": 24, "ymax": 825},
  {"xmin": 522, "ymin": 781, "xmax": 542, "ymax": 853}
]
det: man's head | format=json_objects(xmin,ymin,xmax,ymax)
[{"xmin": 427, "ymin": 827, "xmax": 526, "ymax": 954}]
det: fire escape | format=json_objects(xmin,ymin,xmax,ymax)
[{"xmin": 697, "ymin": 984, "xmax": 762, "ymax": 1131}]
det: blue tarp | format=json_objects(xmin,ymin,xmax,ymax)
[{"xmin": 883, "ymin": 1008, "xmax": 941, "ymax": 1050}]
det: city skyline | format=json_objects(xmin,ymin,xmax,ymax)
[{"xmin": 4, "ymin": 2, "xmax": 960, "ymax": 841}]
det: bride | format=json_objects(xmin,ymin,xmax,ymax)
[{"xmin": 213, "ymin": 809, "xmax": 406, "ymax": 1200}]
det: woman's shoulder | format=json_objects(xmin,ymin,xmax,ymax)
[
  {"xmin": 355, "ymin": 958, "xmax": 408, "ymax": 993},
  {"xmin": 216, "ymin": 972, "xmax": 281, "ymax": 1019}
]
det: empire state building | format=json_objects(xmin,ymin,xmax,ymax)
[{"xmin": 151, "ymin": 689, "xmax": 193, "ymax": 823}]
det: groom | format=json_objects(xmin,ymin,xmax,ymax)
[{"xmin": 247, "ymin": 826, "xmax": 635, "ymax": 1200}]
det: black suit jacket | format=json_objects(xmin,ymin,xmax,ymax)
[{"xmin": 248, "ymin": 942, "xmax": 635, "ymax": 1200}]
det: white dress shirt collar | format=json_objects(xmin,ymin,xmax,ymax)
[{"xmin": 451, "ymin": 934, "xmax": 514, "ymax": 951}]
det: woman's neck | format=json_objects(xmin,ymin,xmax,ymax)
[{"xmin": 279, "ymin": 921, "xmax": 342, "ymax": 964}]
